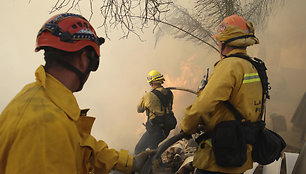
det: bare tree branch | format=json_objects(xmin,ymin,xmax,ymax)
[
  {"xmin": 46, "ymin": 0, "xmax": 284, "ymax": 52},
  {"xmin": 88, "ymin": 0, "xmax": 94, "ymax": 21},
  {"xmin": 162, "ymin": 4, "xmax": 218, "ymax": 47},
  {"xmin": 131, "ymin": 15, "xmax": 219, "ymax": 52},
  {"xmin": 157, "ymin": 0, "xmax": 284, "ymax": 51}
]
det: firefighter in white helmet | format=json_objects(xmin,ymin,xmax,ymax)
[{"xmin": 135, "ymin": 70, "xmax": 177, "ymax": 155}]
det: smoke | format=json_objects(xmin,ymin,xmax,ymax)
[
  {"xmin": 163, "ymin": 54, "xmax": 203, "ymax": 123},
  {"xmin": 76, "ymin": 35, "xmax": 216, "ymax": 152},
  {"xmin": 255, "ymin": 0, "xmax": 306, "ymax": 128}
]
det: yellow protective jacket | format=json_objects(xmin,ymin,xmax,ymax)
[
  {"xmin": 0, "ymin": 66, "xmax": 133, "ymax": 174},
  {"xmin": 137, "ymin": 86, "xmax": 173, "ymax": 120},
  {"xmin": 181, "ymin": 49, "xmax": 263, "ymax": 173}
]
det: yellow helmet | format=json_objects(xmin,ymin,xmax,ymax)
[{"xmin": 147, "ymin": 70, "xmax": 165, "ymax": 83}]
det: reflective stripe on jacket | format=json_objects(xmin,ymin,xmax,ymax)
[
  {"xmin": 137, "ymin": 86, "xmax": 173, "ymax": 120},
  {"xmin": 181, "ymin": 49, "xmax": 262, "ymax": 173},
  {"xmin": 0, "ymin": 65, "xmax": 133, "ymax": 174}
]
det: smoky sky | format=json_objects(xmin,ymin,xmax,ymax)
[{"xmin": 0, "ymin": 0, "xmax": 305, "ymax": 152}]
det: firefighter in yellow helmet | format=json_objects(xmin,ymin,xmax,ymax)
[
  {"xmin": 0, "ymin": 13, "xmax": 153, "ymax": 174},
  {"xmin": 181, "ymin": 14, "xmax": 264, "ymax": 174},
  {"xmin": 135, "ymin": 70, "xmax": 177, "ymax": 155}
]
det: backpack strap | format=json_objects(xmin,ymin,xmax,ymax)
[
  {"xmin": 224, "ymin": 53, "xmax": 270, "ymax": 121},
  {"xmin": 151, "ymin": 88, "xmax": 173, "ymax": 111},
  {"xmin": 223, "ymin": 101, "xmax": 244, "ymax": 121}
]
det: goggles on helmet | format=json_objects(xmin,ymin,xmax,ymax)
[
  {"xmin": 36, "ymin": 13, "xmax": 105, "ymax": 57},
  {"xmin": 147, "ymin": 74, "xmax": 164, "ymax": 83}
]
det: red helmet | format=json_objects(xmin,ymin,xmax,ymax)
[
  {"xmin": 35, "ymin": 13, "xmax": 104, "ymax": 56},
  {"xmin": 212, "ymin": 14, "xmax": 249, "ymax": 39}
]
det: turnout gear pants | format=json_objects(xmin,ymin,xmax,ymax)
[{"xmin": 134, "ymin": 122, "xmax": 170, "ymax": 155}]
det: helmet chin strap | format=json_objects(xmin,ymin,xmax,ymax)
[
  {"xmin": 43, "ymin": 48, "xmax": 100, "ymax": 92},
  {"xmin": 56, "ymin": 59, "xmax": 90, "ymax": 92},
  {"xmin": 220, "ymin": 42, "xmax": 226, "ymax": 57}
]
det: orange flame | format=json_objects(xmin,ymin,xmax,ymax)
[{"xmin": 164, "ymin": 54, "xmax": 204, "ymax": 96}]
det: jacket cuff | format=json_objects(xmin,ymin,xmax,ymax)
[{"xmin": 114, "ymin": 149, "xmax": 133, "ymax": 174}]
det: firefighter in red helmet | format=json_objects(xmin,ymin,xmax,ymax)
[
  {"xmin": 181, "ymin": 14, "xmax": 263, "ymax": 174},
  {"xmin": 0, "ymin": 13, "xmax": 153, "ymax": 174}
]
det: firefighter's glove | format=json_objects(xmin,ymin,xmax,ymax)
[
  {"xmin": 180, "ymin": 130, "xmax": 192, "ymax": 140},
  {"xmin": 132, "ymin": 149, "xmax": 156, "ymax": 172}
]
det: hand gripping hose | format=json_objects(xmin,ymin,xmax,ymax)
[{"xmin": 140, "ymin": 132, "xmax": 187, "ymax": 174}]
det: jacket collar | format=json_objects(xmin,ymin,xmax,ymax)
[
  {"xmin": 215, "ymin": 48, "xmax": 248, "ymax": 66},
  {"xmin": 35, "ymin": 65, "xmax": 81, "ymax": 121},
  {"xmin": 152, "ymin": 86, "xmax": 163, "ymax": 90},
  {"xmin": 223, "ymin": 48, "xmax": 247, "ymax": 59}
]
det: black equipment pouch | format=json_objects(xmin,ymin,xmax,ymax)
[
  {"xmin": 164, "ymin": 111, "xmax": 177, "ymax": 131},
  {"xmin": 211, "ymin": 118, "xmax": 263, "ymax": 167},
  {"xmin": 252, "ymin": 122, "xmax": 287, "ymax": 165},
  {"xmin": 223, "ymin": 54, "xmax": 286, "ymax": 165},
  {"xmin": 224, "ymin": 101, "xmax": 286, "ymax": 166},
  {"xmin": 212, "ymin": 120, "xmax": 247, "ymax": 167},
  {"xmin": 151, "ymin": 89, "xmax": 177, "ymax": 131}
]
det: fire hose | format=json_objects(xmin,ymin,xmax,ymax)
[{"xmin": 166, "ymin": 87, "xmax": 197, "ymax": 95}]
